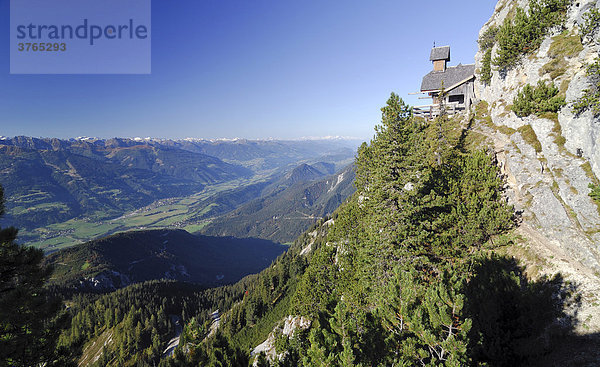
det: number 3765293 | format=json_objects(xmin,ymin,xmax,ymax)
[{"xmin": 18, "ymin": 43, "xmax": 67, "ymax": 51}]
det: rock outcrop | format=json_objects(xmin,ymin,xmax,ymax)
[
  {"xmin": 251, "ymin": 316, "xmax": 311, "ymax": 365},
  {"xmin": 474, "ymin": 0, "xmax": 600, "ymax": 333},
  {"xmin": 79, "ymin": 270, "xmax": 131, "ymax": 291}
]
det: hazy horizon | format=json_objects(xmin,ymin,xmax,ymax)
[{"xmin": 0, "ymin": 134, "xmax": 367, "ymax": 141}]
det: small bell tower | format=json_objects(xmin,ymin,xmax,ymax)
[{"xmin": 430, "ymin": 45, "xmax": 450, "ymax": 72}]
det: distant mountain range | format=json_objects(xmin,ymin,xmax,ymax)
[
  {"xmin": 134, "ymin": 137, "xmax": 359, "ymax": 172},
  {"xmin": 0, "ymin": 136, "xmax": 359, "ymax": 242},
  {"xmin": 0, "ymin": 136, "xmax": 359, "ymax": 173},
  {"xmin": 44, "ymin": 229, "xmax": 287, "ymax": 291},
  {"xmin": 0, "ymin": 145, "xmax": 205, "ymax": 229},
  {"xmin": 0, "ymin": 140, "xmax": 246, "ymax": 230}
]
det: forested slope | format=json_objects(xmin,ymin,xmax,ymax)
[
  {"xmin": 160, "ymin": 93, "xmax": 581, "ymax": 366},
  {"xmin": 44, "ymin": 229, "xmax": 286, "ymax": 291}
]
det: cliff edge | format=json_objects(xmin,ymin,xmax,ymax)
[{"xmin": 474, "ymin": 0, "xmax": 600, "ymax": 335}]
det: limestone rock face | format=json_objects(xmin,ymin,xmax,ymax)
[
  {"xmin": 473, "ymin": 0, "xmax": 600, "ymax": 333},
  {"xmin": 80, "ymin": 270, "xmax": 131, "ymax": 291},
  {"xmin": 251, "ymin": 315, "xmax": 311, "ymax": 365},
  {"xmin": 282, "ymin": 315, "xmax": 311, "ymax": 336}
]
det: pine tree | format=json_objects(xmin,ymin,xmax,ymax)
[
  {"xmin": 290, "ymin": 90, "xmax": 516, "ymax": 365},
  {"xmin": 0, "ymin": 184, "xmax": 62, "ymax": 366},
  {"xmin": 255, "ymin": 352, "xmax": 270, "ymax": 367},
  {"xmin": 481, "ymin": 49, "xmax": 493, "ymax": 85}
]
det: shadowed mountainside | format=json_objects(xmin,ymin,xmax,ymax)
[{"xmin": 44, "ymin": 229, "xmax": 287, "ymax": 292}]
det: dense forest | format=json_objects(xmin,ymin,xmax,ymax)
[{"xmin": 43, "ymin": 229, "xmax": 286, "ymax": 291}]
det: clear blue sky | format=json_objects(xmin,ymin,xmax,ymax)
[{"xmin": 0, "ymin": 0, "xmax": 497, "ymax": 140}]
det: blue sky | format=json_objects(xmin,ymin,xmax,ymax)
[{"xmin": 0, "ymin": 0, "xmax": 497, "ymax": 140}]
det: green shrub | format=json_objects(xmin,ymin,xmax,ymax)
[
  {"xmin": 586, "ymin": 57, "xmax": 600, "ymax": 77},
  {"xmin": 494, "ymin": 9, "xmax": 536, "ymax": 70},
  {"xmin": 274, "ymin": 330, "xmax": 290, "ymax": 353},
  {"xmin": 479, "ymin": 26, "xmax": 499, "ymax": 51},
  {"xmin": 589, "ymin": 183, "xmax": 600, "ymax": 203},
  {"xmin": 573, "ymin": 91, "xmax": 600, "ymax": 116},
  {"xmin": 580, "ymin": 7, "xmax": 600, "ymax": 41},
  {"xmin": 530, "ymin": 0, "xmax": 572, "ymax": 25},
  {"xmin": 481, "ymin": 49, "xmax": 493, "ymax": 85},
  {"xmin": 572, "ymin": 57, "xmax": 600, "ymax": 116},
  {"xmin": 512, "ymin": 80, "xmax": 566, "ymax": 117},
  {"xmin": 493, "ymin": 0, "xmax": 572, "ymax": 70}
]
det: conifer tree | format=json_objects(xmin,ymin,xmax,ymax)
[
  {"xmin": 291, "ymin": 91, "xmax": 515, "ymax": 365},
  {"xmin": 0, "ymin": 185, "xmax": 63, "ymax": 366}
]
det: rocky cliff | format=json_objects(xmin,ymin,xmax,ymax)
[{"xmin": 474, "ymin": 0, "xmax": 600, "ymax": 334}]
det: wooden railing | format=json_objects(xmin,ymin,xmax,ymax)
[{"xmin": 412, "ymin": 101, "xmax": 465, "ymax": 119}]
